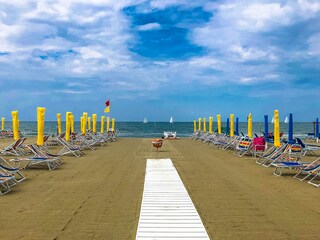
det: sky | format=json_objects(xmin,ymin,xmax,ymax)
[{"xmin": 0, "ymin": 0, "xmax": 319, "ymax": 122}]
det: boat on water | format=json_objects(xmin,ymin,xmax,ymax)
[
  {"xmin": 169, "ymin": 116, "xmax": 173, "ymax": 124},
  {"xmin": 143, "ymin": 118, "xmax": 147, "ymax": 124},
  {"xmin": 284, "ymin": 116, "xmax": 289, "ymax": 124}
]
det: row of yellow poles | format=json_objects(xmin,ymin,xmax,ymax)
[{"xmin": 194, "ymin": 110, "xmax": 281, "ymax": 147}]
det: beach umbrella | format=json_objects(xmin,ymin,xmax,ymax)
[
  {"xmin": 101, "ymin": 116, "xmax": 105, "ymax": 133},
  {"xmin": 209, "ymin": 117, "xmax": 213, "ymax": 134},
  {"xmin": 70, "ymin": 114, "xmax": 74, "ymax": 133},
  {"xmin": 203, "ymin": 118, "xmax": 206, "ymax": 132},
  {"xmin": 198, "ymin": 118, "xmax": 202, "ymax": 131},
  {"xmin": 217, "ymin": 114, "xmax": 221, "ymax": 134},
  {"xmin": 57, "ymin": 113, "xmax": 62, "ymax": 134},
  {"xmin": 274, "ymin": 110, "xmax": 280, "ymax": 147},
  {"xmin": 1, "ymin": 117, "xmax": 4, "ymax": 131},
  {"xmin": 226, "ymin": 118, "xmax": 229, "ymax": 135},
  {"xmin": 92, "ymin": 114, "xmax": 97, "ymax": 133},
  {"xmin": 288, "ymin": 113, "xmax": 294, "ymax": 143},
  {"xmin": 37, "ymin": 107, "xmax": 46, "ymax": 146},
  {"xmin": 248, "ymin": 113, "xmax": 252, "ymax": 138},
  {"xmin": 65, "ymin": 112, "xmax": 72, "ymax": 141},
  {"xmin": 112, "ymin": 118, "xmax": 116, "ymax": 132},
  {"xmin": 316, "ymin": 118, "xmax": 319, "ymax": 139},
  {"xmin": 80, "ymin": 117, "xmax": 83, "ymax": 132},
  {"xmin": 235, "ymin": 117, "xmax": 239, "ymax": 136},
  {"xmin": 88, "ymin": 117, "xmax": 91, "ymax": 130},
  {"xmin": 193, "ymin": 120, "xmax": 196, "ymax": 132},
  {"xmin": 230, "ymin": 114, "xmax": 234, "ymax": 137},
  {"xmin": 82, "ymin": 112, "xmax": 88, "ymax": 135},
  {"xmin": 112, "ymin": 118, "xmax": 115, "ymax": 131},
  {"xmin": 107, "ymin": 117, "xmax": 110, "ymax": 132},
  {"xmin": 264, "ymin": 115, "xmax": 268, "ymax": 142},
  {"xmin": 11, "ymin": 111, "xmax": 19, "ymax": 141}
]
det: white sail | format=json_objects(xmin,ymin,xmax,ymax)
[
  {"xmin": 271, "ymin": 117, "xmax": 274, "ymax": 124},
  {"xmin": 284, "ymin": 116, "xmax": 289, "ymax": 124},
  {"xmin": 143, "ymin": 118, "xmax": 147, "ymax": 124},
  {"xmin": 169, "ymin": 116, "xmax": 173, "ymax": 124}
]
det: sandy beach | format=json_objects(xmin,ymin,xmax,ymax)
[{"xmin": 1, "ymin": 138, "xmax": 320, "ymax": 240}]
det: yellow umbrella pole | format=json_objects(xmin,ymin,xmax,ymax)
[
  {"xmin": 80, "ymin": 117, "xmax": 83, "ymax": 132},
  {"xmin": 112, "ymin": 118, "xmax": 115, "ymax": 131},
  {"xmin": 92, "ymin": 114, "xmax": 97, "ymax": 133},
  {"xmin": 101, "ymin": 116, "xmax": 105, "ymax": 133},
  {"xmin": 37, "ymin": 107, "xmax": 46, "ymax": 146},
  {"xmin": 274, "ymin": 110, "xmax": 280, "ymax": 147},
  {"xmin": 248, "ymin": 113, "xmax": 252, "ymax": 138},
  {"xmin": 88, "ymin": 117, "xmax": 91, "ymax": 130},
  {"xmin": 203, "ymin": 118, "xmax": 206, "ymax": 132},
  {"xmin": 82, "ymin": 112, "xmax": 88, "ymax": 135},
  {"xmin": 193, "ymin": 120, "xmax": 197, "ymax": 132},
  {"xmin": 57, "ymin": 113, "xmax": 62, "ymax": 134},
  {"xmin": 65, "ymin": 112, "xmax": 72, "ymax": 141},
  {"xmin": 209, "ymin": 117, "xmax": 213, "ymax": 134},
  {"xmin": 11, "ymin": 111, "xmax": 19, "ymax": 140},
  {"xmin": 230, "ymin": 114, "xmax": 234, "ymax": 137},
  {"xmin": 198, "ymin": 118, "xmax": 202, "ymax": 131},
  {"xmin": 1, "ymin": 117, "xmax": 5, "ymax": 131},
  {"xmin": 70, "ymin": 114, "xmax": 74, "ymax": 133},
  {"xmin": 106, "ymin": 117, "xmax": 110, "ymax": 132},
  {"xmin": 217, "ymin": 114, "xmax": 221, "ymax": 134}
]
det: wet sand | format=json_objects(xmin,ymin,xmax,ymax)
[{"xmin": 0, "ymin": 138, "xmax": 319, "ymax": 240}]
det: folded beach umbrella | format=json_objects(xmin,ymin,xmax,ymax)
[
  {"xmin": 88, "ymin": 117, "xmax": 91, "ymax": 130},
  {"xmin": 217, "ymin": 114, "xmax": 221, "ymax": 134},
  {"xmin": 209, "ymin": 117, "xmax": 213, "ymax": 134},
  {"xmin": 1, "ymin": 117, "xmax": 4, "ymax": 131},
  {"xmin": 230, "ymin": 114, "xmax": 234, "ymax": 137},
  {"xmin": 193, "ymin": 120, "xmax": 196, "ymax": 132},
  {"xmin": 65, "ymin": 112, "xmax": 72, "ymax": 141},
  {"xmin": 112, "ymin": 118, "xmax": 115, "ymax": 131},
  {"xmin": 101, "ymin": 116, "xmax": 105, "ymax": 133},
  {"xmin": 70, "ymin": 114, "xmax": 74, "ymax": 133},
  {"xmin": 235, "ymin": 117, "xmax": 239, "ymax": 136},
  {"xmin": 288, "ymin": 113, "xmax": 294, "ymax": 143},
  {"xmin": 274, "ymin": 110, "xmax": 280, "ymax": 147},
  {"xmin": 203, "ymin": 118, "xmax": 206, "ymax": 132},
  {"xmin": 82, "ymin": 112, "xmax": 88, "ymax": 135},
  {"xmin": 264, "ymin": 115, "xmax": 268, "ymax": 142},
  {"xmin": 37, "ymin": 107, "xmax": 46, "ymax": 146},
  {"xmin": 247, "ymin": 113, "xmax": 252, "ymax": 138},
  {"xmin": 11, "ymin": 111, "xmax": 19, "ymax": 141},
  {"xmin": 57, "ymin": 113, "xmax": 62, "ymax": 134},
  {"xmin": 316, "ymin": 118, "xmax": 319, "ymax": 139},
  {"xmin": 107, "ymin": 117, "xmax": 110, "ymax": 131},
  {"xmin": 92, "ymin": 114, "xmax": 97, "ymax": 133},
  {"xmin": 198, "ymin": 118, "xmax": 202, "ymax": 131},
  {"xmin": 226, "ymin": 118, "xmax": 229, "ymax": 136}
]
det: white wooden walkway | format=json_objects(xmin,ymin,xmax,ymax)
[{"xmin": 136, "ymin": 159, "xmax": 210, "ymax": 240}]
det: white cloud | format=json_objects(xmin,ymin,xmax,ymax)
[{"xmin": 137, "ymin": 22, "xmax": 161, "ymax": 31}]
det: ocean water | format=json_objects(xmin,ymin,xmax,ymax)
[{"xmin": 12, "ymin": 121, "xmax": 318, "ymax": 139}]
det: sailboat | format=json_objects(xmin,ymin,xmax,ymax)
[
  {"xmin": 271, "ymin": 116, "xmax": 274, "ymax": 124},
  {"xmin": 169, "ymin": 116, "xmax": 173, "ymax": 124},
  {"xmin": 284, "ymin": 116, "xmax": 289, "ymax": 124},
  {"xmin": 143, "ymin": 118, "xmax": 147, "ymax": 124}
]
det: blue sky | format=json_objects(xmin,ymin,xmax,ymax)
[{"xmin": 0, "ymin": 0, "xmax": 319, "ymax": 122}]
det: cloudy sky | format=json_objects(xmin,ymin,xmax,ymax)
[{"xmin": 0, "ymin": 0, "xmax": 319, "ymax": 121}]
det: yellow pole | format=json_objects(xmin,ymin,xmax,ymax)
[
  {"xmin": 203, "ymin": 118, "xmax": 206, "ymax": 132},
  {"xmin": 70, "ymin": 114, "xmax": 74, "ymax": 133},
  {"xmin": 82, "ymin": 112, "xmax": 87, "ymax": 135},
  {"xmin": 198, "ymin": 118, "xmax": 202, "ymax": 131},
  {"xmin": 274, "ymin": 110, "xmax": 280, "ymax": 147},
  {"xmin": 248, "ymin": 113, "xmax": 252, "ymax": 138},
  {"xmin": 1, "ymin": 117, "xmax": 4, "ymax": 131},
  {"xmin": 112, "ymin": 118, "xmax": 115, "ymax": 131},
  {"xmin": 230, "ymin": 114, "xmax": 234, "ymax": 137},
  {"xmin": 37, "ymin": 107, "xmax": 46, "ymax": 146},
  {"xmin": 209, "ymin": 117, "xmax": 213, "ymax": 134},
  {"xmin": 92, "ymin": 114, "xmax": 97, "ymax": 133},
  {"xmin": 57, "ymin": 113, "xmax": 62, "ymax": 134},
  {"xmin": 65, "ymin": 112, "xmax": 72, "ymax": 141},
  {"xmin": 217, "ymin": 114, "xmax": 221, "ymax": 134},
  {"xmin": 101, "ymin": 116, "xmax": 105, "ymax": 133},
  {"xmin": 193, "ymin": 120, "xmax": 196, "ymax": 132},
  {"xmin": 12, "ymin": 111, "xmax": 19, "ymax": 140},
  {"xmin": 80, "ymin": 117, "xmax": 83, "ymax": 132},
  {"xmin": 106, "ymin": 117, "xmax": 110, "ymax": 132},
  {"xmin": 88, "ymin": 117, "xmax": 91, "ymax": 130}
]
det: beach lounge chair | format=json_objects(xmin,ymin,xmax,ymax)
[
  {"xmin": 234, "ymin": 138, "xmax": 252, "ymax": 157},
  {"xmin": 0, "ymin": 176, "xmax": 13, "ymax": 195},
  {"xmin": 10, "ymin": 156, "xmax": 61, "ymax": 171},
  {"xmin": 308, "ymin": 169, "xmax": 320, "ymax": 187},
  {"xmin": 293, "ymin": 157, "xmax": 320, "ymax": 181},
  {"xmin": 296, "ymin": 138, "xmax": 320, "ymax": 156},
  {"xmin": 27, "ymin": 144, "xmax": 63, "ymax": 166},
  {"xmin": 252, "ymin": 137, "xmax": 266, "ymax": 157},
  {"xmin": 0, "ymin": 157, "xmax": 25, "ymax": 182},
  {"xmin": 57, "ymin": 134, "xmax": 83, "ymax": 157},
  {"xmin": 271, "ymin": 161, "xmax": 310, "ymax": 176}
]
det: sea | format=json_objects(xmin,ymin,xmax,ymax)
[{"xmin": 14, "ymin": 121, "xmax": 317, "ymax": 139}]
